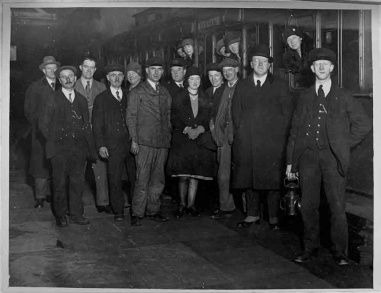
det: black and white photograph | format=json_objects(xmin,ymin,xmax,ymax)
[{"xmin": 1, "ymin": 0, "xmax": 380, "ymax": 292}]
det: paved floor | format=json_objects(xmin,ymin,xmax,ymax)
[{"xmin": 6, "ymin": 170, "xmax": 373, "ymax": 291}]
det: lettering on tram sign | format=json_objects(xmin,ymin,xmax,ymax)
[{"xmin": 198, "ymin": 17, "xmax": 220, "ymax": 30}]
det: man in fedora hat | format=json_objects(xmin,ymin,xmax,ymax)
[
  {"xmin": 232, "ymin": 44, "xmax": 294, "ymax": 230},
  {"xmin": 126, "ymin": 57, "xmax": 172, "ymax": 226},
  {"xmin": 24, "ymin": 56, "xmax": 61, "ymax": 209},
  {"xmin": 92, "ymin": 64, "xmax": 132, "ymax": 221},
  {"xmin": 74, "ymin": 53, "xmax": 111, "ymax": 215},
  {"xmin": 39, "ymin": 65, "xmax": 97, "ymax": 227},
  {"xmin": 286, "ymin": 48, "xmax": 371, "ymax": 265}
]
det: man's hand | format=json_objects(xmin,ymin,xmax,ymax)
[
  {"xmin": 209, "ymin": 119, "xmax": 215, "ymax": 131},
  {"xmin": 285, "ymin": 164, "xmax": 298, "ymax": 180},
  {"xmin": 131, "ymin": 141, "xmax": 139, "ymax": 155},
  {"xmin": 99, "ymin": 147, "xmax": 109, "ymax": 159}
]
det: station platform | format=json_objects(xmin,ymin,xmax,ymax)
[{"xmin": 5, "ymin": 170, "xmax": 373, "ymax": 291}]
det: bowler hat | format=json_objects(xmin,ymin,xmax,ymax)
[
  {"xmin": 249, "ymin": 44, "xmax": 273, "ymax": 63},
  {"xmin": 219, "ymin": 58, "xmax": 240, "ymax": 69},
  {"xmin": 146, "ymin": 57, "xmax": 164, "ymax": 67},
  {"xmin": 170, "ymin": 58, "xmax": 187, "ymax": 68},
  {"xmin": 206, "ymin": 62, "xmax": 221, "ymax": 73},
  {"xmin": 39, "ymin": 56, "xmax": 60, "ymax": 70},
  {"xmin": 215, "ymin": 39, "xmax": 226, "ymax": 55},
  {"xmin": 309, "ymin": 48, "xmax": 336, "ymax": 64},
  {"xmin": 224, "ymin": 31, "xmax": 241, "ymax": 48},
  {"xmin": 55, "ymin": 65, "xmax": 77, "ymax": 78},
  {"xmin": 182, "ymin": 38, "xmax": 194, "ymax": 47},
  {"xmin": 184, "ymin": 66, "xmax": 201, "ymax": 81},
  {"xmin": 105, "ymin": 64, "xmax": 125, "ymax": 74},
  {"xmin": 126, "ymin": 62, "xmax": 142, "ymax": 76},
  {"xmin": 283, "ymin": 25, "xmax": 303, "ymax": 42}
]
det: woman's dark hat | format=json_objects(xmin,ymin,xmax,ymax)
[
  {"xmin": 184, "ymin": 66, "xmax": 201, "ymax": 80},
  {"xmin": 249, "ymin": 44, "xmax": 273, "ymax": 63},
  {"xmin": 283, "ymin": 25, "xmax": 303, "ymax": 42}
]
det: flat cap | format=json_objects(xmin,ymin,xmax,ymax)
[
  {"xmin": 283, "ymin": 25, "xmax": 303, "ymax": 42},
  {"xmin": 219, "ymin": 58, "xmax": 240, "ymax": 68},
  {"xmin": 182, "ymin": 38, "xmax": 194, "ymax": 47},
  {"xmin": 206, "ymin": 62, "xmax": 221, "ymax": 73},
  {"xmin": 146, "ymin": 56, "xmax": 164, "ymax": 67},
  {"xmin": 126, "ymin": 62, "xmax": 142, "ymax": 76},
  {"xmin": 309, "ymin": 48, "xmax": 336, "ymax": 63},
  {"xmin": 170, "ymin": 58, "xmax": 187, "ymax": 68},
  {"xmin": 105, "ymin": 64, "xmax": 125, "ymax": 74},
  {"xmin": 55, "ymin": 65, "xmax": 77, "ymax": 78}
]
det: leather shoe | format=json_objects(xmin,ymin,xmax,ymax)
[
  {"xmin": 334, "ymin": 254, "xmax": 349, "ymax": 266},
  {"xmin": 269, "ymin": 223, "xmax": 281, "ymax": 231},
  {"xmin": 175, "ymin": 205, "xmax": 185, "ymax": 218},
  {"xmin": 146, "ymin": 214, "xmax": 169, "ymax": 222},
  {"xmin": 34, "ymin": 199, "xmax": 44, "ymax": 208},
  {"xmin": 56, "ymin": 216, "xmax": 68, "ymax": 227},
  {"xmin": 294, "ymin": 249, "xmax": 318, "ymax": 263},
  {"xmin": 69, "ymin": 216, "xmax": 90, "ymax": 225},
  {"xmin": 210, "ymin": 209, "xmax": 235, "ymax": 219},
  {"xmin": 236, "ymin": 219, "xmax": 260, "ymax": 228},
  {"xmin": 131, "ymin": 216, "xmax": 142, "ymax": 226},
  {"xmin": 45, "ymin": 195, "xmax": 52, "ymax": 203},
  {"xmin": 187, "ymin": 206, "xmax": 200, "ymax": 217},
  {"xmin": 114, "ymin": 214, "xmax": 124, "ymax": 221},
  {"xmin": 97, "ymin": 205, "xmax": 112, "ymax": 214}
]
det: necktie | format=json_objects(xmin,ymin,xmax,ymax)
[
  {"xmin": 116, "ymin": 90, "xmax": 121, "ymax": 101},
  {"xmin": 51, "ymin": 82, "xmax": 55, "ymax": 90},
  {"xmin": 318, "ymin": 84, "xmax": 325, "ymax": 99},
  {"xmin": 256, "ymin": 80, "xmax": 261, "ymax": 91},
  {"xmin": 69, "ymin": 93, "xmax": 72, "ymax": 103},
  {"xmin": 179, "ymin": 83, "xmax": 184, "ymax": 88},
  {"xmin": 155, "ymin": 83, "xmax": 159, "ymax": 92},
  {"xmin": 85, "ymin": 81, "xmax": 91, "ymax": 95}
]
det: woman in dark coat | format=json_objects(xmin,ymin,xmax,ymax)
[{"xmin": 167, "ymin": 66, "xmax": 216, "ymax": 217}]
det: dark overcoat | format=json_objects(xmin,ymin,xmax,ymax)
[
  {"xmin": 165, "ymin": 80, "xmax": 185, "ymax": 99},
  {"xmin": 286, "ymin": 82, "xmax": 372, "ymax": 176},
  {"xmin": 24, "ymin": 77, "xmax": 59, "ymax": 177},
  {"xmin": 38, "ymin": 90, "xmax": 96, "ymax": 161},
  {"xmin": 167, "ymin": 90, "xmax": 217, "ymax": 178},
  {"xmin": 231, "ymin": 73, "xmax": 294, "ymax": 190},
  {"xmin": 205, "ymin": 83, "xmax": 226, "ymax": 119}
]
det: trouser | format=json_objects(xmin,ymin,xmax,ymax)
[
  {"xmin": 34, "ymin": 177, "xmax": 51, "ymax": 200},
  {"xmin": 92, "ymin": 158, "xmax": 109, "ymax": 206},
  {"xmin": 125, "ymin": 149, "xmax": 136, "ymax": 203},
  {"xmin": 107, "ymin": 147, "xmax": 128, "ymax": 215},
  {"xmin": 299, "ymin": 147, "xmax": 348, "ymax": 255},
  {"xmin": 245, "ymin": 189, "xmax": 281, "ymax": 224},
  {"xmin": 217, "ymin": 145, "xmax": 236, "ymax": 211},
  {"xmin": 132, "ymin": 145, "xmax": 168, "ymax": 217},
  {"xmin": 51, "ymin": 147, "xmax": 87, "ymax": 219}
]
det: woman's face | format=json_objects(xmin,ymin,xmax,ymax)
[
  {"xmin": 183, "ymin": 44, "xmax": 194, "ymax": 56},
  {"xmin": 188, "ymin": 75, "xmax": 201, "ymax": 90},
  {"xmin": 287, "ymin": 35, "xmax": 302, "ymax": 51},
  {"xmin": 229, "ymin": 42, "xmax": 240, "ymax": 54}
]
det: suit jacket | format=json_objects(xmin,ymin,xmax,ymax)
[
  {"xmin": 165, "ymin": 80, "xmax": 185, "ymax": 99},
  {"xmin": 39, "ymin": 89, "xmax": 96, "ymax": 160},
  {"xmin": 286, "ymin": 82, "xmax": 372, "ymax": 176},
  {"xmin": 92, "ymin": 88, "xmax": 130, "ymax": 152},
  {"xmin": 74, "ymin": 78, "xmax": 107, "ymax": 119},
  {"xmin": 205, "ymin": 83, "xmax": 226, "ymax": 120}
]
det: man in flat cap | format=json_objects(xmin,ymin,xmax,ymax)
[
  {"xmin": 286, "ymin": 47, "xmax": 371, "ymax": 265},
  {"xmin": 24, "ymin": 56, "xmax": 60, "ymax": 209},
  {"xmin": 208, "ymin": 58, "xmax": 240, "ymax": 219},
  {"xmin": 92, "ymin": 64, "xmax": 132, "ymax": 221},
  {"xmin": 74, "ymin": 53, "xmax": 110, "ymax": 215},
  {"xmin": 39, "ymin": 65, "xmax": 96, "ymax": 227},
  {"xmin": 126, "ymin": 57, "xmax": 172, "ymax": 226},
  {"xmin": 232, "ymin": 44, "xmax": 294, "ymax": 230}
]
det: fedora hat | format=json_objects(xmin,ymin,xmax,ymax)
[
  {"xmin": 249, "ymin": 44, "xmax": 273, "ymax": 63},
  {"xmin": 39, "ymin": 56, "xmax": 60, "ymax": 71}
]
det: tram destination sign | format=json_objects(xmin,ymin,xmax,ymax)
[{"xmin": 198, "ymin": 16, "xmax": 220, "ymax": 31}]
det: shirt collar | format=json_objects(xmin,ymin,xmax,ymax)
[
  {"xmin": 315, "ymin": 79, "xmax": 332, "ymax": 97},
  {"xmin": 147, "ymin": 79, "xmax": 158, "ymax": 90},
  {"xmin": 175, "ymin": 81, "xmax": 184, "ymax": 87},
  {"xmin": 253, "ymin": 74, "xmax": 267, "ymax": 86},
  {"xmin": 46, "ymin": 77, "xmax": 55, "ymax": 84},
  {"xmin": 61, "ymin": 87, "xmax": 75, "ymax": 101},
  {"xmin": 81, "ymin": 77, "xmax": 93, "ymax": 89},
  {"xmin": 227, "ymin": 79, "xmax": 238, "ymax": 88},
  {"xmin": 110, "ymin": 86, "xmax": 122, "ymax": 100}
]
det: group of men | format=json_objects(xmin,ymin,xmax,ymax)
[{"xmin": 24, "ymin": 42, "xmax": 371, "ymax": 266}]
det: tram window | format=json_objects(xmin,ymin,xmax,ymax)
[{"xmin": 205, "ymin": 34, "xmax": 213, "ymax": 68}]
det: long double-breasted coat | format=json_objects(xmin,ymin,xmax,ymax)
[
  {"xmin": 24, "ymin": 77, "xmax": 59, "ymax": 177},
  {"xmin": 167, "ymin": 90, "xmax": 217, "ymax": 178},
  {"xmin": 231, "ymin": 73, "xmax": 294, "ymax": 190}
]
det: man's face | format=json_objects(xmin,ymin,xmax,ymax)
[
  {"xmin": 251, "ymin": 56, "xmax": 270, "ymax": 77},
  {"xmin": 127, "ymin": 71, "xmax": 141, "ymax": 86},
  {"xmin": 183, "ymin": 44, "xmax": 194, "ymax": 56},
  {"xmin": 106, "ymin": 71, "xmax": 124, "ymax": 88},
  {"xmin": 311, "ymin": 60, "xmax": 334, "ymax": 81},
  {"xmin": 228, "ymin": 42, "xmax": 240, "ymax": 54},
  {"xmin": 79, "ymin": 59, "xmax": 96, "ymax": 80},
  {"xmin": 287, "ymin": 35, "xmax": 302, "ymax": 51},
  {"xmin": 58, "ymin": 69, "xmax": 77, "ymax": 90},
  {"xmin": 171, "ymin": 66, "xmax": 186, "ymax": 82},
  {"xmin": 222, "ymin": 66, "xmax": 239, "ymax": 82},
  {"xmin": 188, "ymin": 75, "xmax": 201, "ymax": 91},
  {"xmin": 42, "ymin": 64, "xmax": 58, "ymax": 80},
  {"xmin": 146, "ymin": 66, "xmax": 164, "ymax": 83},
  {"xmin": 208, "ymin": 70, "xmax": 223, "ymax": 87}
]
